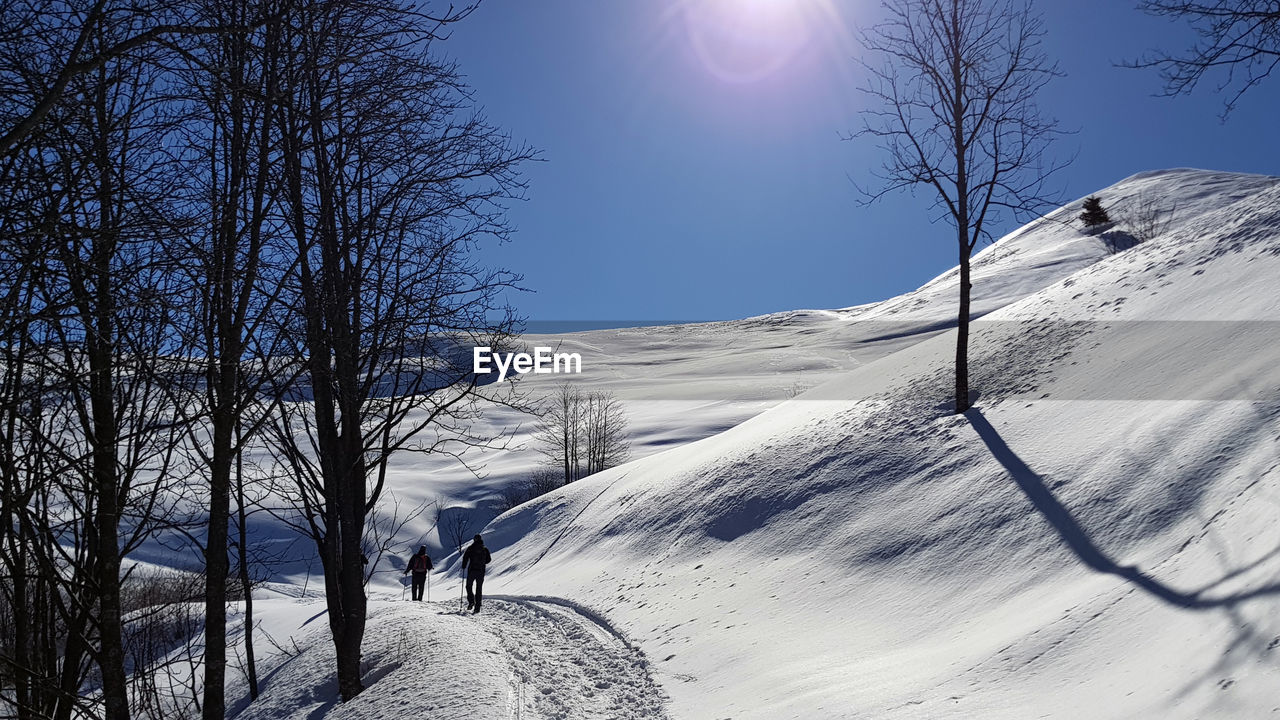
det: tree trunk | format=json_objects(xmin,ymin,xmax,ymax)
[
  {"xmin": 236, "ymin": 437, "xmax": 259, "ymax": 700},
  {"xmin": 955, "ymin": 242, "xmax": 972, "ymax": 414},
  {"xmin": 91, "ymin": 63, "xmax": 130, "ymax": 719},
  {"xmin": 332, "ymin": 360, "xmax": 369, "ymax": 701},
  {"xmin": 202, "ymin": 414, "xmax": 232, "ymax": 720},
  {"xmin": 96, "ymin": 542, "xmax": 130, "ymax": 720},
  {"xmin": 334, "ymin": 505, "xmax": 367, "ymax": 701},
  {"xmin": 93, "ymin": 400, "xmax": 129, "ymax": 720},
  {"xmin": 318, "ymin": 458, "xmax": 369, "ymax": 702},
  {"xmin": 9, "ymin": 520, "xmax": 32, "ymax": 720},
  {"xmin": 951, "ymin": 5, "xmax": 972, "ymax": 416}
]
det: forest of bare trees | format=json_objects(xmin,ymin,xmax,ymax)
[{"xmin": 0, "ymin": 0, "xmax": 530, "ymax": 716}]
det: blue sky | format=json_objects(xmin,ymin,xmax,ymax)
[{"xmin": 447, "ymin": 0, "xmax": 1280, "ymax": 324}]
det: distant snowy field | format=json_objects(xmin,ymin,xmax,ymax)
[{"xmin": 158, "ymin": 169, "xmax": 1280, "ymax": 719}]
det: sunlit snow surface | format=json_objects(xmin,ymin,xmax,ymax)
[{"xmin": 171, "ymin": 169, "xmax": 1280, "ymax": 719}]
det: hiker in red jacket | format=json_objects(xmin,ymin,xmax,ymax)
[{"xmin": 404, "ymin": 545, "xmax": 433, "ymax": 601}]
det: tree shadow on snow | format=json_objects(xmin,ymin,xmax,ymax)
[
  {"xmin": 966, "ymin": 409, "xmax": 1280, "ymax": 609},
  {"xmin": 1099, "ymin": 229, "xmax": 1140, "ymax": 254}
]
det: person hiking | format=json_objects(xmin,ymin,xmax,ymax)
[
  {"xmin": 404, "ymin": 545, "xmax": 433, "ymax": 601},
  {"xmin": 461, "ymin": 534, "xmax": 491, "ymax": 614}
]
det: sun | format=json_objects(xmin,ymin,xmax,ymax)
[{"xmin": 673, "ymin": 0, "xmax": 845, "ymax": 84}]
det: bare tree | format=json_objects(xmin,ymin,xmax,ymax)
[
  {"xmin": 436, "ymin": 503, "xmax": 475, "ymax": 557},
  {"xmin": 165, "ymin": 0, "xmax": 293, "ymax": 714},
  {"xmin": 260, "ymin": 0, "xmax": 531, "ymax": 700},
  {"xmin": 0, "ymin": 0, "xmax": 267, "ymax": 158},
  {"xmin": 856, "ymin": 0, "xmax": 1065, "ymax": 413},
  {"xmin": 0, "ymin": 139, "xmax": 63, "ymax": 720},
  {"xmin": 535, "ymin": 384, "xmax": 631, "ymax": 484},
  {"xmin": 581, "ymin": 391, "xmax": 631, "ymax": 477},
  {"xmin": 9, "ymin": 21, "xmax": 192, "ymax": 719},
  {"xmin": 0, "ymin": 0, "xmax": 531, "ymax": 711},
  {"xmin": 0, "ymin": 3, "xmax": 288, "ymax": 714},
  {"xmin": 1132, "ymin": 1, "xmax": 1280, "ymax": 115},
  {"xmin": 119, "ymin": 569, "xmax": 206, "ymax": 720},
  {"xmin": 362, "ymin": 494, "xmax": 433, "ymax": 585},
  {"xmin": 1117, "ymin": 190, "xmax": 1177, "ymax": 244},
  {"xmin": 537, "ymin": 382, "xmax": 581, "ymax": 485}
]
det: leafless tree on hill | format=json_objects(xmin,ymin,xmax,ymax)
[
  {"xmin": 855, "ymin": 0, "xmax": 1067, "ymax": 413},
  {"xmin": 535, "ymin": 383, "xmax": 631, "ymax": 484},
  {"xmin": 161, "ymin": 0, "xmax": 298, "ymax": 714},
  {"xmin": 1118, "ymin": 191, "xmax": 1177, "ymax": 245},
  {"xmin": 258, "ymin": 0, "xmax": 532, "ymax": 700},
  {"xmin": 494, "ymin": 467, "xmax": 563, "ymax": 515}
]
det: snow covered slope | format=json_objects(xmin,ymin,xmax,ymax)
[
  {"xmin": 452, "ymin": 169, "xmax": 1280, "ymax": 719},
  {"xmin": 211, "ymin": 168, "xmax": 1280, "ymax": 720},
  {"xmin": 345, "ymin": 170, "xmax": 1135, "ymax": 564},
  {"xmin": 368, "ymin": 169, "xmax": 1262, "ymax": 558}
]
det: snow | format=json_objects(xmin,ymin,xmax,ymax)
[
  {"xmin": 480, "ymin": 596, "xmax": 670, "ymax": 719},
  {"xmin": 233, "ymin": 600, "xmax": 512, "ymax": 720},
  {"xmin": 224, "ymin": 596, "xmax": 668, "ymax": 720},
  {"xmin": 463, "ymin": 169, "xmax": 1280, "ymax": 718},
  {"xmin": 136, "ymin": 168, "xmax": 1280, "ymax": 718}
]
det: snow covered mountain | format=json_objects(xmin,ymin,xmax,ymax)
[{"xmin": 225, "ymin": 169, "xmax": 1280, "ymax": 719}]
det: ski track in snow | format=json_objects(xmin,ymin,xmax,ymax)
[{"xmin": 464, "ymin": 595, "xmax": 671, "ymax": 720}]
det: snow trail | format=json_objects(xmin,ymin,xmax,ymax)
[
  {"xmin": 233, "ymin": 596, "xmax": 669, "ymax": 720},
  {"xmin": 464, "ymin": 596, "xmax": 671, "ymax": 720}
]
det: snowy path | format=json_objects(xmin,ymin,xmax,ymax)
[
  {"xmin": 464, "ymin": 595, "xmax": 671, "ymax": 720},
  {"xmin": 232, "ymin": 595, "xmax": 670, "ymax": 720}
]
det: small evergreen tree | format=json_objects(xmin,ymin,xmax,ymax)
[{"xmin": 1079, "ymin": 196, "xmax": 1111, "ymax": 227}]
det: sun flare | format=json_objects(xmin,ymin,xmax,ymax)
[{"xmin": 674, "ymin": 0, "xmax": 848, "ymax": 84}]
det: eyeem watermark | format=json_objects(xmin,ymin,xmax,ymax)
[{"xmin": 473, "ymin": 346, "xmax": 582, "ymax": 382}]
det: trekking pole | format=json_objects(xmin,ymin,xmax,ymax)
[
  {"xmin": 427, "ymin": 571, "xmax": 431, "ymax": 603},
  {"xmin": 457, "ymin": 544, "xmax": 465, "ymax": 613}
]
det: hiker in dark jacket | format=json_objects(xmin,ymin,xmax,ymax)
[
  {"xmin": 461, "ymin": 534, "xmax": 491, "ymax": 614},
  {"xmin": 404, "ymin": 545, "xmax": 433, "ymax": 601}
]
